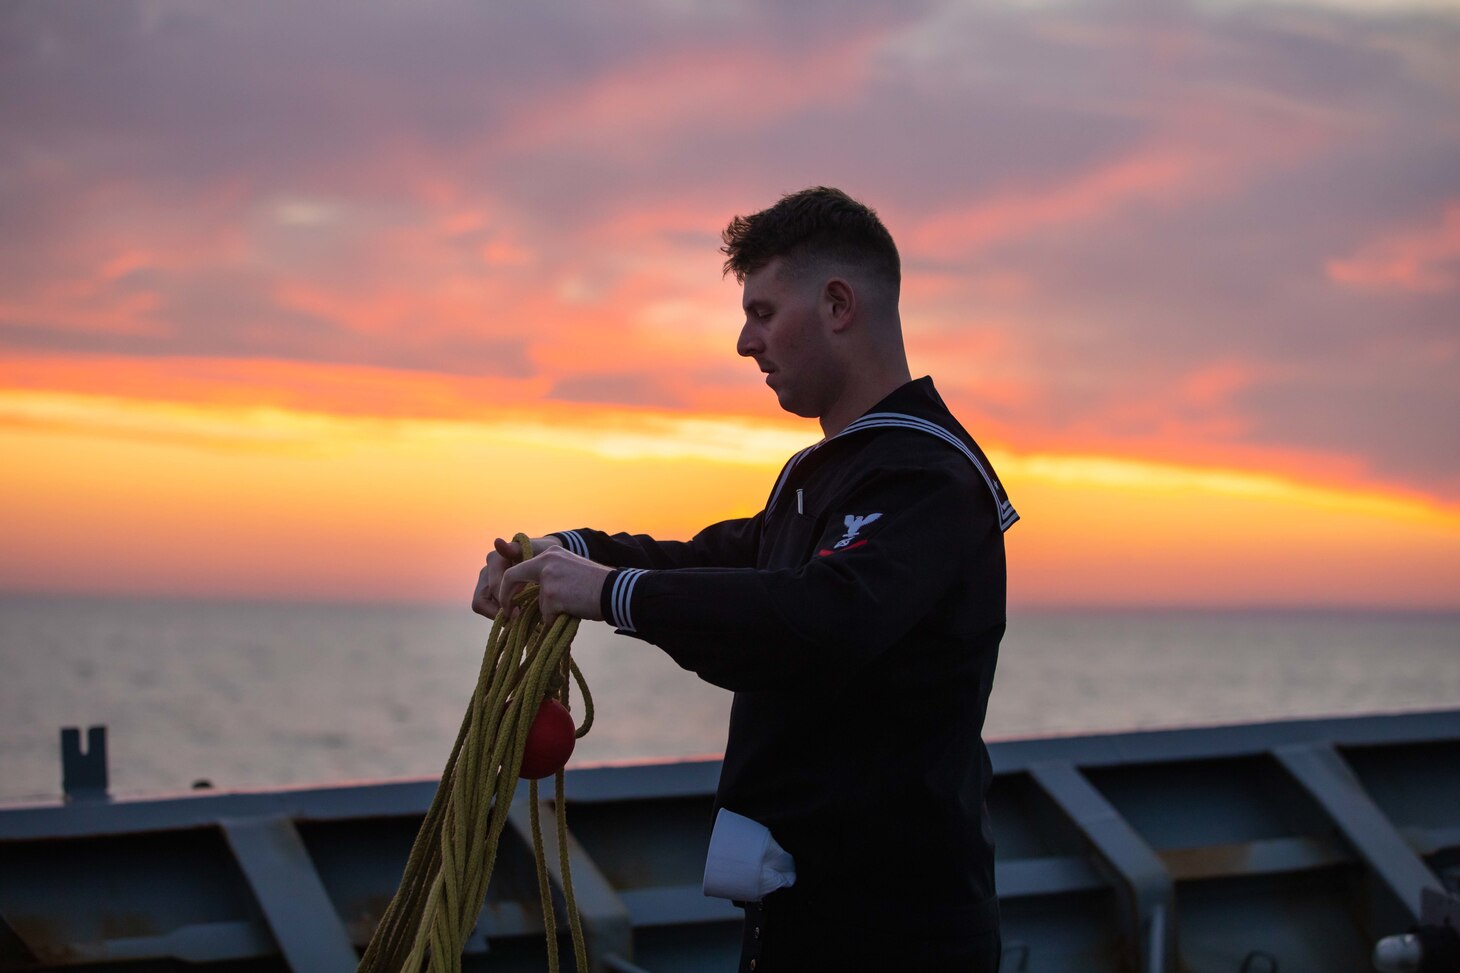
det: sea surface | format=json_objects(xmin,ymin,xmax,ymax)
[{"xmin": 0, "ymin": 595, "xmax": 1456, "ymax": 804}]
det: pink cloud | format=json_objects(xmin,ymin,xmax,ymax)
[
  {"xmin": 908, "ymin": 143, "xmax": 1201, "ymax": 256},
  {"xmin": 492, "ymin": 38, "xmax": 879, "ymax": 161},
  {"xmin": 903, "ymin": 79, "xmax": 1338, "ymax": 260},
  {"xmin": 1179, "ymin": 360, "xmax": 1263, "ymax": 410},
  {"xmin": 1326, "ymin": 201, "xmax": 1460, "ymax": 294}
]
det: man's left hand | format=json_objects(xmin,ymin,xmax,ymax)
[{"xmin": 497, "ymin": 547, "xmax": 612, "ymax": 621}]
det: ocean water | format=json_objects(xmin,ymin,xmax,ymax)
[{"xmin": 0, "ymin": 595, "xmax": 1456, "ymax": 804}]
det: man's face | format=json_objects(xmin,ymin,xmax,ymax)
[{"xmin": 736, "ymin": 258, "xmax": 836, "ymax": 420}]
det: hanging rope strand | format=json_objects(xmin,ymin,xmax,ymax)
[{"xmin": 359, "ymin": 534, "xmax": 592, "ymax": 973}]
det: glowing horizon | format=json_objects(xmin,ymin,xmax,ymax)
[{"xmin": 2, "ymin": 387, "xmax": 1456, "ymax": 609}]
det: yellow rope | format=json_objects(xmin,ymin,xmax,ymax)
[{"xmin": 358, "ymin": 534, "xmax": 594, "ymax": 973}]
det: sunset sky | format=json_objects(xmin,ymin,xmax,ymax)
[{"xmin": 2, "ymin": 0, "xmax": 1457, "ymax": 609}]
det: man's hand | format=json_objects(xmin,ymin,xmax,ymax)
[
  {"xmin": 471, "ymin": 535, "xmax": 564, "ymax": 617},
  {"xmin": 471, "ymin": 535, "xmax": 610, "ymax": 621},
  {"xmin": 497, "ymin": 547, "xmax": 611, "ymax": 621}
]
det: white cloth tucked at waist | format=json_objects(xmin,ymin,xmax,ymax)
[{"xmin": 702, "ymin": 808, "xmax": 797, "ymax": 902}]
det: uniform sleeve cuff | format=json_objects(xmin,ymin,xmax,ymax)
[
  {"xmin": 601, "ymin": 567, "xmax": 650, "ymax": 633},
  {"xmin": 551, "ymin": 530, "xmax": 590, "ymax": 558}
]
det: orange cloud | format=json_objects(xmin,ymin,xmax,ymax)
[
  {"xmin": 1326, "ymin": 201, "xmax": 1460, "ymax": 293},
  {"xmin": 1004, "ymin": 444, "xmax": 1460, "ymax": 610},
  {"xmin": 0, "ymin": 355, "xmax": 542, "ymax": 421}
]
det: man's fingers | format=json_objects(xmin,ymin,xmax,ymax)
[
  {"xmin": 473, "ymin": 537, "xmax": 525, "ymax": 618},
  {"xmin": 496, "ymin": 555, "xmax": 545, "ymax": 612},
  {"xmin": 478, "ymin": 546, "xmax": 604, "ymax": 622},
  {"xmin": 471, "ymin": 561, "xmax": 497, "ymax": 617}
]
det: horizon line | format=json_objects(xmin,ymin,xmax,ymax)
[{"xmin": 2, "ymin": 587, "xmax": 1456, "ymax": 616}]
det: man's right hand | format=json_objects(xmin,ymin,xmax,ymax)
[{"xmin": 471, "ymin": 534, "xmax": 563, "ymax": 617}]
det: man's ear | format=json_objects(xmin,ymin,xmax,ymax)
[{"xmin": 823, "ymin": 277, "xmax": 855, "ymax": 333}]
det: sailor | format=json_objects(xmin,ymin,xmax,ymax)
[{"xmin": 474, "ymin": 186, "xmax": 1015, "ymax": 972}]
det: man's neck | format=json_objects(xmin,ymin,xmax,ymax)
[{"xmin": 819, "ymin": 366, "xmax": 913, "ymax": 439}]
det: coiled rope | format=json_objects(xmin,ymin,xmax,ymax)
[{"xmin": 358, "ymin": 534, "xmax": 593, "ymax": 973}]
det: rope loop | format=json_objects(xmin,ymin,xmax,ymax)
[{"xmin": 358, "ymin": 533, "xmax": 590, "ymax": 973}]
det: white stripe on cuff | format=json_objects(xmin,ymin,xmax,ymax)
[
  {"xmin": 555, "ymin": 530, "xmax": 589, "ymax": 558},
  {"xmin": 610, "ymin": 568, "xmax": 649, "ymax": 632}
]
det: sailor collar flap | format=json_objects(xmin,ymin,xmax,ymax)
[{"xmin": 765, "ymin": 384, "xmax": 1018, "ymax": 533}]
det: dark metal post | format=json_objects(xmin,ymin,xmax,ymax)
[{"xmin": 61, "ymin": 725, "xmax": 110, "ymax": 802}]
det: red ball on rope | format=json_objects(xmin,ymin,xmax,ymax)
[{"xmin": 518, "ymin": 698, "xmax": 577, "ymax": 780}]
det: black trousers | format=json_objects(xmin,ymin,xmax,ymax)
[{"xmin": 738, "ymin": 888, "xmax": 1001, "ymax": 973}]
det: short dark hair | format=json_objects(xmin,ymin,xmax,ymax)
[{"xmin": 720, "ymin": 186, "xmax": 900, "ymax": 292}]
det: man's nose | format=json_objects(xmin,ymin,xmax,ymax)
[{"xmin": 736, "ymin": 321, "xmax": 761, "ymax": 358}]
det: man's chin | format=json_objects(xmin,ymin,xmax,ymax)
[{"xmin": 775, "ymin": 393, "xmax": 820, "ymax": 420}]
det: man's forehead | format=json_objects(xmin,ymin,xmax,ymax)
[{"xmin": 742, "ymin": 258, "xmax": 789, "ymax": 305}]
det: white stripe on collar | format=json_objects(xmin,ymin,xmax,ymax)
[{"xmin": 767, "ymin": 412, "xmax": 1018, "ymax": 531}]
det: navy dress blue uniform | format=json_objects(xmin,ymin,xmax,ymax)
[{"xmin": 553, "ymin": 377, "xmax": 1015, "ymax": 971}]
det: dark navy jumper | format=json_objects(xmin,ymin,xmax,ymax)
[{"xmin": 553, "ymin": 376, "xmax": 1015, "ymax": 940}]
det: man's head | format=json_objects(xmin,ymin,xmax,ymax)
[
  {"xmin": 723, "ymin": 187, "xmax": 910, "ymax": 435},
  {"xmin": 720, "ymin": 186, "xmax": 900, "ymax": 301}
]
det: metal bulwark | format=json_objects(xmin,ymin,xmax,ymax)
[
  {"xmin": 219, "ymin": 816, "xmax": 358, "ymax": 973},
  {"xmin": 1275, "ymin": 742, "xmax": 1443, "ymax": 925},
  {"xmin": 1029, "ymin": 760, "xmax": 1177, "ymax": 973}
]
